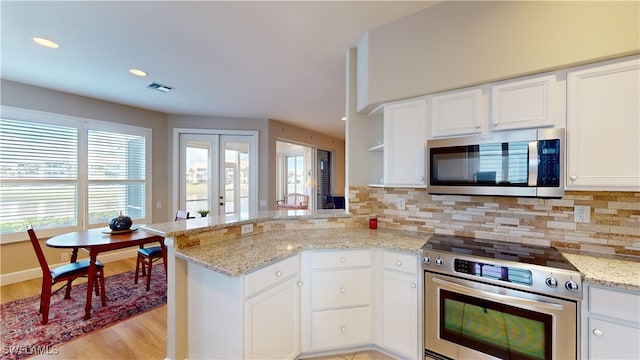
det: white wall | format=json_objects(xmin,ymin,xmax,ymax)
[{"xmin": 357, "ymin": 1, "xmax": 640, "ymax": 112}]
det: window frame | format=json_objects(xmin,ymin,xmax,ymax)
[{"xmin": 0, "ymin": 105, "xmax": 153, "ymax": 244}]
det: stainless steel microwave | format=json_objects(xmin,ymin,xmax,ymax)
[{"xmin": 427, "ymin": 128, "xmax": 564, "ymax": 198}]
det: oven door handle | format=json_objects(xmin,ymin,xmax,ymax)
[{"xmin": 432, "ymin": 277, "xmax": 564, "ymax": 311}]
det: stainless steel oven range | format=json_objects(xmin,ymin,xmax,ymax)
[{"xmin": 421, "ymin": 235, "xmax": 583, "ymax": 360}]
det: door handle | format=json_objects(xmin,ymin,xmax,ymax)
[{"xmin": 432, "ymin": 276, "xmax": 564, "ymax": 311}]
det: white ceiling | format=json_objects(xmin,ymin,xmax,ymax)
[{"xmin": 1, "ymin": 1, "xmax": 438, "ymax": 140}]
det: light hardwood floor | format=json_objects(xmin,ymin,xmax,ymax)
[{"xmin": 2, "ymin": 258, "xmax": 395, "ymax": 360}]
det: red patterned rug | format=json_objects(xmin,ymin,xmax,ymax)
[{"xmin": 1, "ymin": 269, "xmax": 166, "ymax": 360}]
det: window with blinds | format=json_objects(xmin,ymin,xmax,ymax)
[{"xmin": 0, "ymin": 109, "xmax": 150, "ymax": 240}]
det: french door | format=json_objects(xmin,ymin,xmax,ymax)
[{"xmin": 178, "ymin": 133, "xmax": 257, "ymax": 217}]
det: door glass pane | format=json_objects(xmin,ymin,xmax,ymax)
[
  {"xmin": 222, "ymin": 139, "xmax": 250, "ymax": 215},
  {"xmin": 185, "ymin": 141, "xmax": 210, "ymax": 216}
]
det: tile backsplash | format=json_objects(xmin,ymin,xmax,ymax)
[{"xmin": 349, "ymin": 186, "xmax": 640, "ymax": 257}]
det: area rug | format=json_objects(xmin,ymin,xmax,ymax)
[{"xmin": 1, "ymin": 269, "xmax": 166, "ymax": 360}]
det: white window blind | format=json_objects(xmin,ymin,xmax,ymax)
[
  {"xmin": 0, "ymin": 119, "xmax": 79, "ymax": 233},
  {"xmin": 0, "ymin": 108, "xmax": 151, "ymax": 241},
  {"xmin": 87, "ymin": 129, "xmax": 147, "ymax": 224}
]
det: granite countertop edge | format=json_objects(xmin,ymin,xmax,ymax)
[
  {"xmin": 171, "ymin": 226, "xmax": 640, "ymax": 292},
  {"xmin": 140, "ymin": 209, "xmax": 351, "ymax": 237}
]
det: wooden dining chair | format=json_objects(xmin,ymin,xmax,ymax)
[
  {"xmin": 134, "ymin": 210, "xmax": 189, "ymax": 290},
  {"xmin": 27, "ymin": 225, "xmax": 106, "ymax": 324}
]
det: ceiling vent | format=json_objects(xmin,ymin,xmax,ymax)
[{"xmin": 147, "ymin": 82, "xmax": 173, "ymax": 92}]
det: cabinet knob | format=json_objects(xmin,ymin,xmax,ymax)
[
  {"xmin": 275, "ymin": 271, "xmax": 282, "ymax": 278},
  {"xmin": 410, "ymin": 283, "xmax": 417, "ymax": 288},
  {"xmin": 396, "ymin": 260, "xmax": 402, "ymax": 267},
  {"xmin": 592, "ymin": 329, "xmax": 604, "ymax": 337},
  {"xmin": 475, "ymin": 122, "xmax": 482, "ymax": 129},
  {"xmin": 418, "ymin": 176, "xmax": 425, "ymax": 181},
  {"xmin": 340, "ymin": 287, "xmax": 346, "ymax": 293},
  {"xmin": 340, "ymin": 326, "xmax": 347, "ymax": 333},
  {"xmin": 340, "ymin": 257, "xmax": 346, "ymax": 264},
  {"xmin": 297, "ymin": 281, "xmax": 303, "ymax": 287},
  {"xmin": 570, "ymin": 175, "xmax": 578, "ymax": 182}
]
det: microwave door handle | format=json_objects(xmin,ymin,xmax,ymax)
[
  {"xmin": 528, "ymin": 141, "xmax": 538, "ymax": 186},
  {"xmin": 432, "ymin": 277, "xmax": 564, "ymax": 312}
]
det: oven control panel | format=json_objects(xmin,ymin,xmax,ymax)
[
  {"xmin": 453, "ymin": 258, "xmax": 533, "ymax": 286},
  {"xmin": 421, "ymin": 250, "xmax": 583, "ymax": 301}
]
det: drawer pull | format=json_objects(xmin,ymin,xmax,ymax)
[
  {"xmin": 340, "ymin": 326, "xmax": 347, "ymax": 333},
  {"xmin": 340, "ymin": 287, "xmax": 346, "ymax": 293},
  {"xmin": 593, "ymin": 329, "xmax": 604, "ymax": 337},
  {"xmin": 340, "ymin": 257, "xmax": 346, "ymax": 264},
  {"xmin": 396, "ymin": 260, "xmax": 402, "ymax": 267},
  {"xmin": 275, "ymin": 271, "xmax": 282, "ymax": 278},
  {"xmin": 410, "ymin": 283, "xmax": 417, "ymax": 288}
]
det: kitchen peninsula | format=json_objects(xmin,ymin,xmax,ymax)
[{"xmin": 141, "ymin": 210, "xmax": 429, "ymax": 360}]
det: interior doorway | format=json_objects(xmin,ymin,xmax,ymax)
[{"xmin": 276, "ymin": 141, "xmax": 334, "ymax": 210}]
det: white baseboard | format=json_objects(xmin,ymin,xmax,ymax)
[{"xmin": 1, "ymin": 248, "xmax": 138, "ymax": 285}]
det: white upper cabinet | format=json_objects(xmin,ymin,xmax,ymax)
[
  {"xmin": 429, "ymin": 87, "xmax": 487, "ymax": 138},
  {"xmin": 566, "ymin": 56, "xmax": 640, "ymax": 191},
  {"xmin": 490, "ymin": 74, "xmax": 562, "ymax": 131},
  {"xmin": 382, "ymin": 98, "xmax": 427, "ymax": 186}
]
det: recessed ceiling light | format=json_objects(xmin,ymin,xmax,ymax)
[
  {"xmin": 129, "ymin": 69, "xmax": 148, "ymax": 77},
  {"xmin": 32, "ymin": 37, "xmax": 59, "ymax": 49}
]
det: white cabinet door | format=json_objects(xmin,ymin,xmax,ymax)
[
  {"xmin": 382, "ymin": 270, "xmax": 419, "ymax": 360},
  {"xmin": 490, "ymin": 74, "xmax": 560, "ymax": 131},
  {"xmin": 430, "ymin": 87, "xmax": 486, "ymax": 137},
  {"xmin": 245, "ymin": 276, "xmax": 300, "ymax": 360},
  {"xmin": 566, "ymin": 56, "xmax": 640, "ymax": 190},
  {"xmin": 383, "ymin": 99, "xmax": 427, "ymax": 186},
  {"xmin": 588, "ymin": 318, "xmax": 640, "ymax": 360}
]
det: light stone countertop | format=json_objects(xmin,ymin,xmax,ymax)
[
  {"xmin": 174, "ymin": 227, "xmax": 429, "ymax": 277},
  {"xmin": 562, "ymin": 252, "xmax": 640, "ymax": 292}
]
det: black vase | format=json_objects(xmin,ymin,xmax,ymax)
[{"xmin": 109, "ymin": 211, "xmax": 132, "ymax": 231}]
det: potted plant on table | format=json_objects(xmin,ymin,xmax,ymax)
[{"xmin": 197, "ymin": 209, "xmax": 210, "ymax": 217}]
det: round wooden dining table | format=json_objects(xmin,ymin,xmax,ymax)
[{"xmin": 46, "ymin": 227, "xmax": 165, "ymax": 320}]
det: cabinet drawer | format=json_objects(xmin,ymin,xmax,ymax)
[
  {"xmin": 311, "ymin": 249, "xmax": 370, "ymax": 269},
  {"xmin": 245, "ymin": 255, "xmax": 300, "ymax": 298},
  {"xmin": 383, "ymin": 251, "xmax": 418, "ymax": 275},
  {"xmin": 311, "ymin": 307, "xmax": 371, "ymax": 350},
  {"xmin": 312, "ymin": 268, "xmax": 371, "ymax": 310},
  {"xmin": 589, "ymin": 286, "xmax": 640, "ymax": 323}
]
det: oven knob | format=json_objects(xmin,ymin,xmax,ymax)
[
  {"xmin": 545, "ymin": 277, "xmax": 558, "ymax": 288},
  {"xmin": 565, "ymin": 280, "xmax": 580, "ymax": 292},
  {"xmin": 435, "ymin": 257, "xmax": 444, "ymax": 267},
  {"xmin": 423, "ymin": 256, "xmax": 431, "ymax": 265}
]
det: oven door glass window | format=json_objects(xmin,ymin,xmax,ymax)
[{"xmin": 440, "ymin": 289, "xmax": 552, "ymax": 360}]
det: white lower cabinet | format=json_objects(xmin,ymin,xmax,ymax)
[
  {"xmin": 302, "ymin": 249, "xmax": 373, "ymax": 353},
  {"xmin": 245, "ymin": 276, "xmax": 300, "ymax": 360},
  {"xmin": 582, "ymin": 284, "xmax": 640, "ymax": 359},
  {"xmin": 381, "ymin": 251, "xmax": 420, "ymax": 360},
  {"xmin": 185, "ymin": 254, "xmax": 300, "ymax": 359}
]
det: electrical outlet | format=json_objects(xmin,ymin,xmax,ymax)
[
  {"xmin": 61, "ymin": 252, "xmax": 69, "ymax": 262},
  {"xmin": 397, "ymin": 198, "xmax": 406, "ymax": 210},
  {"xmin": 241, "ymin": 223, "xmax": 254, "ymax": 234},
  {"xmin": 574, "ymin": 205, "xmax": 591, "ymax": 223}
]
